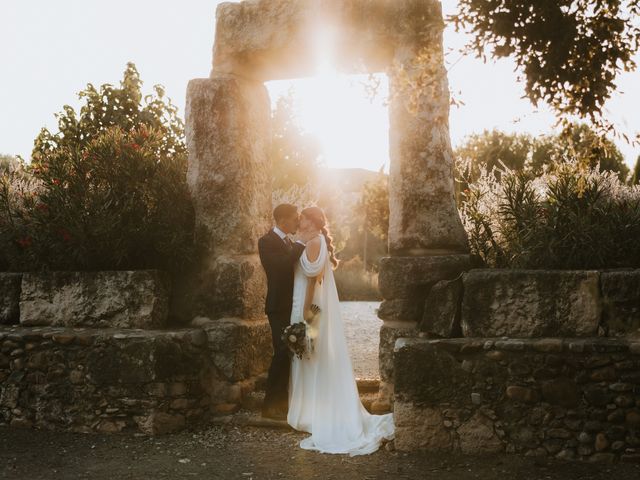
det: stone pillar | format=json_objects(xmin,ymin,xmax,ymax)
[
  {"xmin": 184, "ymin": 74, "xmax": 271, "ymax": 321},
  {"xmin": 375, "ymin": 8, "xmax": 471, "ymax": 410},
  {"xmin": 387, "ymin": 40, "xmax": 467, "ymax": 255},
  {"xmin": 181, "ymin": 74, "xmax": 273, "ymax": 411}
]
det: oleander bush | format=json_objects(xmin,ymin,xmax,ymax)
[
  {"xmin": 0, "ymin": 63, "xmax": 198, "ymax": 273},
  {"xmin": 459, "ymin": 158, "xmax": 640, "ymax": 269}
]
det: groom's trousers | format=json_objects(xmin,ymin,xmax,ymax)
[{"xmin": 263, "ymin": 312, "xmax": 290, "ymax": 413}]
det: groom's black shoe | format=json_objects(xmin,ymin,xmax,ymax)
[{"xmin": 261, "ymin": 406, "xmax": 287, "ymax": 421}]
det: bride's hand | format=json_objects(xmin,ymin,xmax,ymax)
[
  {"xmin": 303, "ymin": 304, "xmax": 321, "ymax": 323},
  {"xmin": 297, "ymin": 228, "xmax": 319, "ymax": 244}
]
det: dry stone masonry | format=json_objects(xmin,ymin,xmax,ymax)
[
  {"xmin": 0, "ymin": 326, "xmax": 211, "ymax": 434},
  {"xmin": 393, "ymin": 337, "xmax": 640, "ymax": 463},
  {"xmin": 392, "ymin": 268, "xmax": 640, "ymax": 462},
  {"xmin": 0, "ymin": 269, "xmax": 272, "ymax": 434}
]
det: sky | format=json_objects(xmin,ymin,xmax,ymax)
[{"xmin": 1, "ymin": 0, "xmax": 638, "ymax": 172}]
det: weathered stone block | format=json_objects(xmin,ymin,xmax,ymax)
[
  {"xmin": 186, "ymin": 255, "xmax": 267, "ymax": 322},
  {"xmin": 601, "ymin": 270, "xmax": 640, "ymax": 336},
  {"xmin": 378, "ymin": 322, "xmax": 418, "ymax": 386},
  {"xmin": 378, "ymin": 255, "xmax": 472, "ymax": 300},
  {"xmin": 393, "ymin": 337, "xmax": 473, "ymax": 405},
  {"xmin": 19, "ymin": 270, "xmax": 170, "ymax": 328},
  {"xmin": 203, "ymin": 318, "xmax": 272, "ymax": 383},
  {"xmin": 419, "ymin": 277, "xmax": 463, "ymax": 337},
  {"xmin": 0, "ymin": 273, "xmax": 21, "ymax": 325},
  {"xmin": 377, "ymin": 299, "xmax": 422, "ymax": 323},
  {"xmin": 393, "ymin": 402, "xmax": 453, "ymax": 451},
  {"xmin": 457, "ymin": 411, "xmax": 503, "ymax": 454},
  {"xmin": 185, "ymin": 76, "xmax": 271, "ymax": 257},
  {"xmin": 212, "ymin": 0, "xmax": 445, "ymax": 80},
  {"xmin": 461, "ymin": 269, "xmax": 601, "ymax": 338}
]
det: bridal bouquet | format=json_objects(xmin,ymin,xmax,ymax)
[{"xmin": 282, "ymin": 304, "xmax": 321, "ymax": 359}]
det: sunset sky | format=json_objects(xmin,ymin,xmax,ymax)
[{"xmin": 1, "ymin": 0, "xmax": 638, "ymax": 172}]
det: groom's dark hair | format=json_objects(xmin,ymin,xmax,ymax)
[{"xmin": 273, "ymin": 203, "xmax": 298, "ymax": 223}]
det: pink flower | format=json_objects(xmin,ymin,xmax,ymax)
[
  {"xmin": 17, "ymin": 236, "xmax": 32, "ymax": 248},
  {"xmin": 58, "ymin": 228, "xmax": 72, "ymax": 242}
]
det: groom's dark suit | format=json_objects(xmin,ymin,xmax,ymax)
[{"xmin": 258, "ymin": 229, "xmax": 305, "ymax": 415}]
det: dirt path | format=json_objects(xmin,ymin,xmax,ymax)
[{"xmin": 2, "ymin": 424, "xmax": 639, "ymax": 480}]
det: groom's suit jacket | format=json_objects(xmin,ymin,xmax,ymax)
[{"xmin": 258, "ymin": 229, "xmax": 306, "ymax": 316}]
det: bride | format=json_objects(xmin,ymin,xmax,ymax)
[{"xmin": 287, "ymin": 206, "xmax": 395, "ymax": 456}]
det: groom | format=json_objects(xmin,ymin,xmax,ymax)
[{"xmin": 258, "ymin": 204, "xmax": 306, "ymax": 420}]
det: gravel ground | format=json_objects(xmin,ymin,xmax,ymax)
[
  {"xmin": 2, "ymin": 424, "xmax": 639, "ymax": 480},
  {"xmin": 341, "ymin": 301, "xmax": 381, "ymax": 380}
]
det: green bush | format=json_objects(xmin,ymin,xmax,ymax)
[
  {"xmin": 334, "ymin": 256, "xmax": 381, "ymax": 301},
  {"xmin": 0, "ymin": 64, "xmax": 197, "ymax": 273},
  {"xmin": 459, "ymin": 160, "xmax": 640, "ymax": 269}
]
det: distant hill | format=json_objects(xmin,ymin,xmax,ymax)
[{"xmin": 318, "ymin": 167, "xmax": 386, "ymax": 195}]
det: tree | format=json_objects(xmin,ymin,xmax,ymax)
[
  {"xmin": 449, "ymin": 1, "xmax": 640, "ymax": 122},
  {"xmin": 0, "ymin": 154, "xmax": 17, "ymax": 175},
  {"xmin": 455, "ymin": 124, "xmax": 630, "ymax": 195},
  {"xmin": 270, "ymin": 90, "xmax": 322, "ymax": 192},
  {"xmin": 530, "ymin": 123, "xmax": 629, "ymax": 180},
  {"xmin": 455, "ymin": 130, "xmax": 533, "ymax": 174},
  {"xmin": 33, "ymin": 63, "xmax": 185, "ymax": 161},
  {"xmin": 354, "ymin": 167, "xmax": 389, "ymax": 262},
  {"xmin": 1, "ymin": 63, "xmax": 196, "ymax": 273},
  {"xmin": 632, "ymin": 155, "xmax": 640, "ymax": 185}
]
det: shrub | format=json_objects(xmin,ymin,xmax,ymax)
[
  {"xmin": 0, "ymin": 64, "xmax": 197, "ymax": 273},
  {"xmin": 334, "ymin": 256, "xmax": 381, "ymax": 301},
  {"xmin": 459, "ymin": 159, "xmax": 640, "ymax": 269}
]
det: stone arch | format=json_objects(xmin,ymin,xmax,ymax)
[{"xmin": 184, "ymin": 0, "xmax": 471, "ymax": 408}]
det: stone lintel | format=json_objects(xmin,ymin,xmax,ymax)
[{"xmin": 211, "ymin": 0, "xmax": 444, "ymax": 81}]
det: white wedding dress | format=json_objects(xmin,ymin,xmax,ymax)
[{"xmin": 287, "ymin": 234, "xmax": 395, "ymax": 456}]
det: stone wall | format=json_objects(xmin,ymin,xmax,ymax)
[
  {"xmin": 459, "ymin": 269, "xmax": 640, "ymax": 338},
  {"xmin": 0, "ymin": 324, "xmax": 271, "ymax": 435},
  {"xmin": 0, "ymin": 268, "xmax": 273, "ymax": 436},
  {"xmin": 0, "ymin": 327, "xmax": 211, "ymax": 434},
  {"xmin": 375, "ymin": 255, "xmax": 472, "ymax": 410},
  {"xmin": 393, "ymin": 337, "xmax": 640, "ymax": 463}
]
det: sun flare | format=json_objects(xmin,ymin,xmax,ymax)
[{"xmin": 267, "ymin": 72, "xmax": 390, "ymax": 173}]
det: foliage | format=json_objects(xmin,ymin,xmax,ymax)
[
  {"xmin": 355, "ymin": 167, "xmax": 390, "ymax": 246},
  {"xmin": 455, "ymin": 130, "xmax": 532, "ymax": 174},
  {"xmin": 0, "ymin": 64, "xmax": 196, "ymax": 273},
  {"xmin": 459, "ymin": 159, "xmax": 640, "ymax": 269},
  {"xmin": 449, "ymin": 0, "xmax": 640, "ymax": 122},
  {"xmin": 630, "ymin": 155, "xmax": 640, "ymax": 185},
  {"xmin": 270, "ymin": 90, "xmax": 323, "ymax": 191},
  {"xmin": 334, "ymin": 256, "xmax": 381, "ymax": 301},
  {"xmin": 454, "ymin": 125, "xmax": 630, "ymax": 202},
  {"xmin": 529, "ymin": 124, "xmax": 629, "ymax": 180},
  {"xmin": 0, "ymin": 155, "xmax": 18, "ymax": 175}
]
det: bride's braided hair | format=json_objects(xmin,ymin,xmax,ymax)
[{"xmin": 301, "ymin": 206, "xmax": 339, "ymax": 269}]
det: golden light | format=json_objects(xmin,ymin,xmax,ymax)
[{"xmin": 267, "ymin": 23, "xmax": 390, "ymax": 172}]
